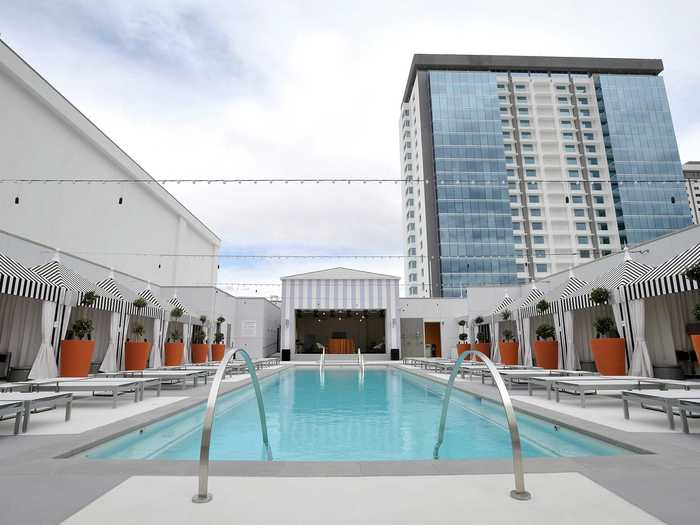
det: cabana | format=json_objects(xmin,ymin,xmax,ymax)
[
  {"xmin": 622, "ymin": 242, "xmax": 700, "ymax": 377},
  {"xmin": 512, "ymin": 285, "xmax": 544, "ymax": 366},
  {"xmin": 520, "ymin": 271, "xmax": 588, "ymax": 370},
  {"xmin": 558, "ymin": 250, "xmax": 651, "ymax": 375},
  {"xmin": 489, "ymin": 294, "xmax": 514, "ymax": 363},
  {"xmin": 165, "ymin": 294, "xmax": 193, "ymax": 365},
  {"xmin": 138, "ymin": 285, "xmax": 167, "ymax": 368},
  {"xmin": 0, "ymin": 253, "xmax": 61, "ymax": 380},
  {"xmin": 33, "ymin": 256, "xmax": 125, "ymax": 374},
  {"xmin": 96, "ymin": 273, "xmax": 164, "ymax": 370}
]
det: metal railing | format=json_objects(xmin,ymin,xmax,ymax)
[
  {"xmin": 320, "ymin": 345, "xmax": 326, "ymax": 373},
  {"xmin": 357, "ymin": 348, "xmax": 365, "ymax": 374},
  {"xmin": 192, "ymin": 348, "xmax": 272, "ymax": 504},
  {"xmin": 433, "ymin": 350, "xmax": 531, "ymax": 501}
]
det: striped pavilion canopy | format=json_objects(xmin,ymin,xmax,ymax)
[
  {"xmin": 560, "ymin": 258, "xmax": 652, "ymax": 311},
  {"xmin": 97, "ymin": 276, "xmax": 162, "ymax": 318},
  {"xmin": 0, "ymin": 253, "xmax": 60, "ymax": 302},
  {"xmin": 167, "ymin": 294, "xmax": 193, "ymax": 323},
  {"xmin": 33, "ymin": 260, "xmax": 123, "ymax": 312},
  {"xmin": 490, "ymin": 295, "xmax": 513, "ymax": 317},
  {"xmin": 624, "ymin": 242, "xmax": 700, "ymax": 301},
  {"xmin": 522, "ymin": 275, "xmax": 588, "ymax": 317},
  {"xmin": 138, "ymin": 287, "xmax": 164, "ymax": 309},
  {"xmin": 513, "ymin": 287, "xmax": 544, "ymax": 317}
]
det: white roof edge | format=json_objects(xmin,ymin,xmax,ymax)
[
  {"xmin": 0, "ymin": 38, "xmax": 220, "ymax": 247},
  {"xmin": 281, "ymin": 267, "xmax": 400, "ymax": 280}
]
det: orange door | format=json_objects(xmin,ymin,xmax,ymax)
[{"xmin": 424, "ymin": 322, "xmax": 442, "ymax": 358}]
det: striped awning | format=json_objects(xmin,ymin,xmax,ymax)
[
  {"xmin": 522, "ymin": 275, "xmax": 587, "ymax": 317},
  {"xmin": 167, "ymin": 294, "xmax": 193, "ymax": 323},
  {"xmin": 0, "ymin": 253, "xmax": 60, "ymax": 302},
  {"xmin": 624, "ymin": 242, "xmax": 700, "ymax": 301},
  {"xmin": 513, "ymin": 287, "xmax": 544, "ymax": 316},
  {"xmin": 560, "ymin": 259, "xmax": 652, "ymax": 311},
  {"xmin": 490, "ymin": 295, "xmax": 513, "ymax": 317},
  {"xmin": 139, "ymin": 287, "xmax": 164, "ymax": 309},
  {"xmin": 97, "ymin": 276, "xmax": 162, "ymax": 318},
  {"xmin": 33, "ymin": 260, "xmax": 123, "ymax": 312}
]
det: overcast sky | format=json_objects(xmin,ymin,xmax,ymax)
[{"xmin": 1, "ymin": 1, "xmax": 699, "ymax": 297}]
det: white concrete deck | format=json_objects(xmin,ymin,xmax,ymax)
[
  {"xmin": 62, "ymin": 473, "xmax": 662, "ymax": 524},
  {"xmin": 0, "ymin": 395, "xmax": 186, "ymax": 435}
]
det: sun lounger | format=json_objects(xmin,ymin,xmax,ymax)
[
  {"xmin": 491, "ymin": 369, "xmax": 596, "ymax": 389},
  {"xmin": 553, "ymin": 378, "xmax": 662, "ymax": 407},
  {"xmin": 622, "ymin": 390, "xmax": 700, "ymax": 430},
  {"xmin": 35, "ymin": 379, "xmax": 142, "ymax": 408},
  {"xmin": 527, "ymin": 375, "xmax": 635, "ymax": 399},
  {"xmin": 679, "ymin": 399, "xmax": 700, "ymax": 434},
  {"xmin": 0, "ymin": 392, "xmax": 72, "ymax": 432},
  {"xmin": 0, "ymin": 401, "xmax": 24, "ymax": 434},
  {"xmin": 116, "ymin": 369, "xmax": 208, "ymax": 388}
]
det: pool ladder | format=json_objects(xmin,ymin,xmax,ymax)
[
  {"xmin": 357, "ymin": 348, "xmax": 365, "ymax": 375},
  {"xmin": 192, "ymin": 348, "xmax": 272, "ymax": 504},
  {"xmin": 433, "ymin": 350, "xmax": 531, "ymax": 501}
]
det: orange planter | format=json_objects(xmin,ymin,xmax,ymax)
[
  {"xmin": 499, "ymin": 341, "xmax": 519, "ymax": 365},
  {"xmin": 456, "ymin": 343, "xmax": 471, "ymax": 358},
  {"xmin": 211, "ymin": 343, "xmax": 225, "ymax": 361},
  {"xmin": 691, "ymin": 335, "xmax": 700, "ymax": 366},
  {"xmin": 533, "ymin": 340, "xmax": 559, "ymax": 369},
  {"xmin": 191, "ymin": 343, "xmax": 209, "ymax": 364},
  {"xmin": 473, "ymin": 342, "xmax": 491, "ymax": 362},
  {"xmin": 125, "ymin": 341, "xmax": 150, "ymax": 371},
  {"xmin": 164, "ymin": 342, "xmax": 184, "ymax": 366},
  {"xmin": 59, "ymin": 339, "xmax": 95, "ymax": 377},
  {"xmin": 591, "ymin": 338, "xmax": 626, "ymax": 376}
]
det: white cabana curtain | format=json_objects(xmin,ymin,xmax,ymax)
[
  {"xmin": 203, "ymin": 322, "xmax": 211, "ymax": 360},
  {"xmin": 100, "ymin": 312, "xmax": 121, "ymax": 372},
  {"xmin": 563, "ymin": 310, "xmax": 579, "ymax": 370},
  {"xmin": 28, "ymin": 301, "xmax": 58, "ymax": 379},
  {"xmin": 572, "ymin": 305, "xmax": 607, "ymax": 363},
  {"xmin": 491, "ymin": 317, "xmax": 500, "ymax": 363},
  {"xmin": 552, "ymin": 312, "xmax": 564, "ymax": 370},
  {"xmin": 612, "ymin": 305, "xmax": 626, "ymax": 347},
  {"xmin": 522, "ymin": 317, "xmax": 533, "ymax": 367},
  {"xmin": 119, "ymin": 315, "xmax": 130, "ymax": 370},
  {"xmin": 0, "ymin": 294, "xmax": 43, "ymax": 369},
  {"xmin": 182, "ymin": 323, "xmax": 191, "ymax": 363},
  {"xmin": 149, "ymin": 317, "xmax": 162, "ymax": 368},
  {"xmin": 628, "ymin": 299, "xmax": 653, "ymax": 377}
]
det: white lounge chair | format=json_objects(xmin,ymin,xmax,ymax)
[
  {"xmin": 35, "ymin": 379, "xmax": 143, "ymax": 408},
  {"xmin": 622, "ymin": 390, "xmax": 700, "ymax": 430},
  {"xmin": 679, "ymin": 399, "xmax": 700, "ymax": 434},
  {"xmin": 0, "ymin": 401, "xmax": 24, "ymax": 434},
  {"xmin": 0, "ymin": 392, "xmax": 72, "ymax": 432},
  {"xmin": 553, "ymin": 378, "xmax": 662, "ymax": 407}
]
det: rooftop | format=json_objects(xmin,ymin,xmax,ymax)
[{"xmin": 402, "ymin": 53, "xmax": 664, "ymax": 103}]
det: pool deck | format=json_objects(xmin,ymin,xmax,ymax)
[{"xmin": 1, "ymin": 362, "xmax": 699, "ymax": 524}]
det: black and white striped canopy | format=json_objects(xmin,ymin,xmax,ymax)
[
  {"xmin": 560, "ymin": 259, "xmax": 651, "ymax": 311},
  {"xmin": 490, "ymin": 295, "xmax": 513, "ymax": 317},
  {"xmin": 167, "ymin": 295, "xmax": 192, "ymax": 323},
  {"xmin": 97, "ymin": 276, "xmax": 163, "ymax": 318},
  {"xmin": 513, "ymin": 287, "xmax": 544, "ymax": 317},
  {"xmin": 0, "ymin": 253, "xmax": 60, "ymax": 302},
  {"xmin": 522, "ymin": 275, "xmax": 588, "ymax": 317},
  {"xmin": 33, "ymin": 260, "xmax": 122, "ymax": 312},
  {"xmin": 139, "ymin": 287, "xmax": 164, "ymax": 309},
  {"xmin": 624, "ymin": 242, "xmax": 700, "ymax": 301}
]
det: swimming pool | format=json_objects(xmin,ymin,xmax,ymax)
[{"xmin": 87, "ymin": 367, "xmax": 630, "ymax": 461}]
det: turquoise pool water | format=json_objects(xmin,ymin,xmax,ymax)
[{"xmin": 87, "ymin": 367, "xmax": 629, "ymax": 461}]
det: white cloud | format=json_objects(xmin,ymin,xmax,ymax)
[{"xmin": 1, "ymin": 0, "xmax": 699, "ymax": 295}]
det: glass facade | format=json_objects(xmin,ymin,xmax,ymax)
[
  {"xmin": 429, "ymin": 70, "xmax": 517, "ymax": 294},
  {"xmin": 596, "ymin": 75, "xmax": 692, "ymax": 245}
]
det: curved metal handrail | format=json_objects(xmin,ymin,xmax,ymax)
[
  {"xmin": 433, "ymin": 350, "xmax": 531, "ymax": 501},
  {"xmin": 357, "ymin": 348, "xmax": 365, "ymax": 374},
  {"xmin": 192, "ymin": 348, "xmax": 272, "ymax": 504}
]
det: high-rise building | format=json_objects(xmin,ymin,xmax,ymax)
[
  {"xmin": 400, "ymin": 54, "xmax": 692, "ymax": 297},
  {"xmin": 683, "ymin": 161, "xmax": 700, "ymax": 224}
]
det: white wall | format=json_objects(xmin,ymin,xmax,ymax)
[
  {"xmin": 399, "ymin": 298, "xmax": 470, "ymax": 360},
  {"xmin": 0, "ymin": 41, "xmax": 220, "ymax": 286},
  {"xmin": 232, "ymin": 298, "xmax": 281, "ymax": 359}
]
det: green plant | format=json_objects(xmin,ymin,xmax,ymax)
[
  {"xmin": 535, "ymin": 323, "xmax": 556, "ymax": 341},
  {"xmin": 199, "ymin": 315, "xmax": 207, "ymax": 325},
  {"xmin": 683, "ymin": 263, "xmax": 700, "ymax": 283},
  {"xmin": 133, "ymin": 297, "xmax": 147, "ymax": 309},
  {"xmin": 170, "ymin": 306, "xmax": 184, "ymax": 319},
  {"xmin": 217, "ymin": 316, "xmax": 225, "ymax": 324},
  {"xmin": 536, "ymin": 299, "xmax": 550, "ymax": 314},
  {"xmin": 695, "ymin": 303, "xmax": 700, "ymax": 321},
  {"xmin": 132, "ymin": 322, "xmax": 145, "ymax": 341},
  {"xmin": 458, "ymin": 333, "xmax": 468, "ymax": 342},
  {"xmin": 473, "ymin": 315, "xmax": 484, "ymax": 325},
  {"xmin": 593, "ymin": 317, "xmax": 619, "ymax": 338},
  {"xmin": 457, "ymin": 319, "xmax": 466, "ymax": 327},
  {"xmin": 590, "ymin": 287, "xmax": 610, "ymax": 305},
  {"xmin": 71, "ymin": 318, "xmax": 94, "ymax": 340},
  {"xmin": 81, "ymin": 291, "xmax": 97, "ymax": 307},
  {"xmin": 502, "ymin": 329, "xmax": 514, "ymax": 342},
  {"xmin": 501, "ymin": 309, "xmax": 512, "ymax": 321},
  {"xmin": 214, "ymin": 332, "xmax": 225, "ymax": 344},
  {"xmin": 169, "ymin": 329, "xmax": 181, "ymax": 342}
]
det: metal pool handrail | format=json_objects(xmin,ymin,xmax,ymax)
[
  {"xmin": 192, "ymin": 348, "xmax": 272, "ymax": 504},
  {"xmin": 357, "ymin": 348, "xmax": 364, "ymax": 374},
  {"xmin": 433, "ymin": 350, "xmax": 531, "ymax": 501},
  {"xmin": 320, "ymin": 345, "xmax": 326, "ymax": 373}
]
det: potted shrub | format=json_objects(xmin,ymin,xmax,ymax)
[
  {"xmin": 533, "ymin": 323, "xmax": 558, "ymax": 369},
  {"xmin": 191, "ymin": 317, "xmax": 209, "ymax": 363},
  {"xmin": 164, "ymin": 327, "xmax": 184, "ymax": 366},
  {"xmin": 590, "ymin": 287, "xmax": 610, "ymax": 305},
  {"xmin": 211, "ymin": 316, "xmax": 226, "ymax": 361},
  {"xmin": 59, "ymin": 318, "xmax": 95, "ymax": 376},
  {"xmin": 133, "ymin": 297, "xmax": 147, "ymax": 310},
  {"xmin": 590, "ymin": 316, "xmax": 625, "ymax": 375},
  {"xmin": 536, "ymin": 299, "xmax": 550, "ymax": 315},
  {"xmin": 170, "ymin": 306, "xmax": 184, "ymax": 319},
  {"xmin": 499, "ymin": 329, "xmax": 518, "ymax": 365},
  {"xmin": 125, "ymin": 322, "xmax": 149, "ymax": 370},
  {"xmin": 501, "ymin": 309, "xmax": 511, "ymax": 321},
  {"xmin": 81, "ymin": 291, "xmax": 97, "ymax": 307},
  {"xmin": 457, "ymin": 320, "xmax": 470, "ymax": 355}
]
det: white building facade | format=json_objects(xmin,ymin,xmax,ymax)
[{"xmin": 683, "ymin": 161, "xmax": 700, "ymax": 224}]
